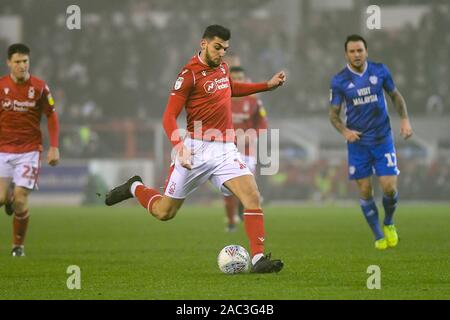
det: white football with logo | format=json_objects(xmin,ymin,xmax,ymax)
[{"xmin": 217, "ymin": 245, "xmax": 250, "ymax": 274}]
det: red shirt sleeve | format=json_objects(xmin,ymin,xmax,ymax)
[
  {"xmin": 47, "ymin": 111, "xmax": 59, "ymax": 147},
  {"xmin": 40, "ymin": 84, "xmax": 59, "ymax": 147},
  {"xmin": 163, "ymin": 68, "xmax": 195, "ymax": 148},
  {"xmin": 230, "ymin": 80, "xmax": 269, "ymax": 97},
  {"xmin": 40, "ymin": 84, "xmax": 56, "ymax": 116}
]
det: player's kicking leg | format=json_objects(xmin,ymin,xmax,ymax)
[
  {"xmin": 104, "ymin": 175, "xmax": 142, "ymax": 206},
  {"xmin": 223, "ymin": 174, "xmax": 283, "ymax": 273},
  {"xmin": 379, "ymin": 175, "xmax": 399, "ymax": 248},
  {"xmin": 105, "ymin": 175, "xmax": 184, "ymax": 221},
  {"xmin": 355, "ymin": 177, "xmax": 387, "ymax": 250}
]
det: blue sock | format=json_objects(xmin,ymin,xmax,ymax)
[
  {"xmin": 360, "ymin": 198, "xmax": 384, "ymax": 240},
  {"xmin": 383, "ymin": 192, "xmax": 398, "ymax": 226}
]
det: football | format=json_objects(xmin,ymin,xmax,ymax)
[{"xmin": 217, "ymin": 245, "xmax": 250, "ymax": 274}]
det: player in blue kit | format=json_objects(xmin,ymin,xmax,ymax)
[{"xmin": 329, "ymin": 35, "xmax": 413, "ymax": 250}]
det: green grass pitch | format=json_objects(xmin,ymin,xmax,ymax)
[{"xmin": 0, "ymin": 204, "xmax": 449, "ymax": 299}]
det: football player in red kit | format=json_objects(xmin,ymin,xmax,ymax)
[
  {"xmin": 106, "ymin": 25, "xmax": 285, "ymax": 273},
  {"xmin": 0, "ymin": 44, "xmax": 60, "ymax": 257},
  {"xmin": 224, "ymin": 66, "xmax": 268, "ymax": 232}
]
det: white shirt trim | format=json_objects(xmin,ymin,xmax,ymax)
[
  {"xmin": 346, "ymin": 62, "xmax": 368, "ymax": 77},
  {"xmin": 191, "ymin": 69, "xmax": 196, "ymax": 86},
  {"xmin": 197, "ymin": 52, "xmax": 206, "ymax": 65}
]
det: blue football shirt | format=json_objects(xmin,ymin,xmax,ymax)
[{"xmin": 330, "ymin": 61, "xmax": 396, "ymax": 145}]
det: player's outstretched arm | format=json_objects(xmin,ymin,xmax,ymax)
[
  {"xmin": 329, "ymin": 105, "xmax": 361, "ymax": 143},
  {"xmin": 230, "ymin": 71, "xmax": 286, "ymax": 97},
  {"xmin": 46, "ymin": 111, "xmax": 60, "ymax": 166},
  {"xmin": 387, "ymin": 89, "xmax": 413, "ymax": 140}
]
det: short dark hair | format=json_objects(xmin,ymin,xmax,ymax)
[
  {"xmin": 202, "ymin": 25, "xmax": 231, "ymax": 41},
  {"xmin": 8, "ymin": 43, "xmax": 30, "ymax": 59},
  {"xmin": 230, "ymin": 66, "xmax": 245, "ymax": 73},
  {"xmin": 345, "ymin": 35, "xmax": 367, "ymax": 51}
]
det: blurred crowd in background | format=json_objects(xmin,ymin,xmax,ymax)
[
  {"xmin": 1, "ymin": 0, "xmax": 449, "ymax": 201},
  {"xmin": 1, "ymin": 0, "xmax": 448, "ymax": 122}
]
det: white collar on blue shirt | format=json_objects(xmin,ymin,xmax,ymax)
[{"xmin": 346, "ymin": 62, "xmax": 368, "ymax": 77}]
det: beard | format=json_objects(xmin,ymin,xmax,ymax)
[
  {"xmin": 351, "ymin": 57, "xmax": 366, "ymax": 68},
  {"xmin": 205, "ymin": 47, "xmax": 220, "ymax": 67}
]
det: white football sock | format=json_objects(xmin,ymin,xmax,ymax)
[
  {"xmin": 252, "ymin": 253, "xmax": 264, "ymax": 265},
  {"xmin": 130, "ymin": 181, "xmax": 144, "ymax": 197}
]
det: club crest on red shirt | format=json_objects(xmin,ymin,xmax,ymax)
[
  {"xmin": 1, "ymin": 98, "xmax": 12, "ymax": 111},
  {"xmin": 28, "ymin": 86, "xmax": 35, "ymax": 99},
  {"xmin": 203, "ymin": 80, "xmax": 217, "ymax": 94}
]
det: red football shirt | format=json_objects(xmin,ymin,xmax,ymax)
[
  {"xmin": 0, "ymin": 74, "xmax": 56, "ymax": 153},
  {"xmin": 165, "ymin": 53, "xmax": 268, "ymax": 146},
  {"xmin": 231, "ymin": 95, "xmax": 268, "ymax": 156},
  {"xmin": 171, "ymin": 54, "xmax": 234, "ymax": 141}
]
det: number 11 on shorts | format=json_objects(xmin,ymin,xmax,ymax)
[{"xmin": 384, "ymin": 153, "xmax": 397, "ymax": 167}]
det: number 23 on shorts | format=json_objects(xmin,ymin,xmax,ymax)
[{"xmin": 22, "ymin": 165, "xmax": 38, "ymax": 181}]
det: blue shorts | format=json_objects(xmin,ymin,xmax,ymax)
[{"xmin": 347, "ymin": 136, "xmax": 400, "ymax": 180}]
